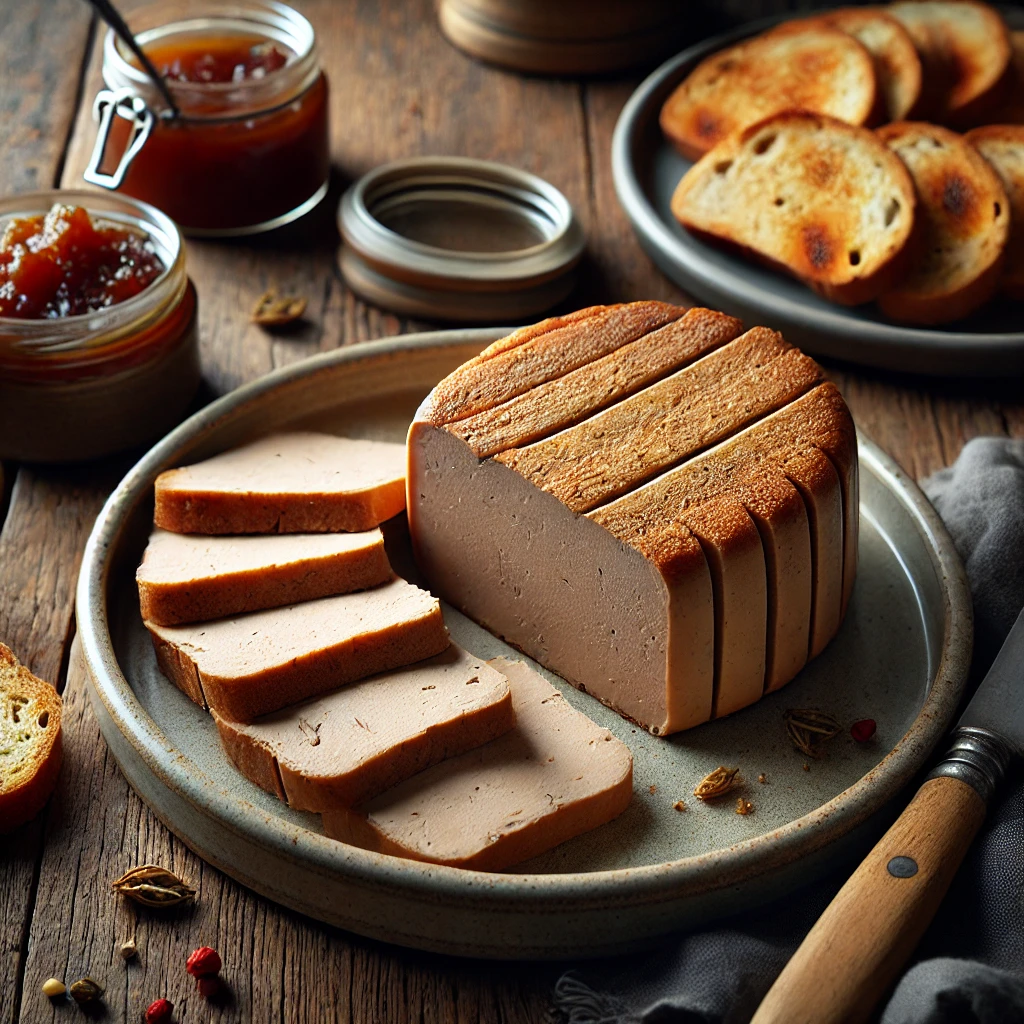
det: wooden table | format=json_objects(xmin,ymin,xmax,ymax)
[{"xmin": 2, "ymin": 3, "xmax": 1021, "ymax": 1021}]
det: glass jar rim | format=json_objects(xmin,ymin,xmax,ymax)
[
  {"xmin": 0, "ymin": 189, "xmax": 187, "ymax": 354},
  {"xmin": 104, "ymin": 0, "xmax": 317, "ymax": 103}
]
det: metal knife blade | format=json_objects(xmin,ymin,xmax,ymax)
[{"xmin": 958, "ymin": 605, "xmax": 1024, "ymax": 758}]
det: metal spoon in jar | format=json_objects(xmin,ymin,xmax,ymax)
[{"xmin": 81, "ymin": 0, "xmax": 180, "ymax": 119}]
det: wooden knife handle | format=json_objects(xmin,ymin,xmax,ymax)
[{"xmin": 751, "ymin": 774, "xmax": 986, "ymax": 1024}]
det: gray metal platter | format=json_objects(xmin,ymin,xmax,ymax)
[
  {"xmin": 611, "ymin": 14, "xmax": 1024, "ymax": 377},
  {"xmin": 77, "ymin": 329, "xmax": 972, "ymax": 959}
]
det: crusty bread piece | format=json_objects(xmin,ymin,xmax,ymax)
[
  {"xmin": 888, "ymin": 1, "xmax": 1011, "ymax": 127},
  {"xmin": 777, "ymin": 8, "xmax": 922, "ymax": 122},
  {"xmin": 215, "ymin": 645, "xmax": 514, "ymax": 810},
  {"xmin": 154, "ymin": 432, "xmax": 407, "ymax": 535},
  {"xmin": 0, "ymin": 643, "xmax": 62, "ymax": 832},
  {"xmin": 321, "ymin": 658, "xmax": 633, "ymax": 871},
  {"xmin": 671, "ymin": 112, "xmax": 916, "ymax": 305},
  {"xmin": 137, "ymin": 528, "xmax": 392, "ymax": 626},
  {"xmin": 148, "ymin": 576, "xmax": 450, "ymax": 721},
  {"xmin": 966, "ymin": 124, "xmax": 1024, "ymax": 298},
  {"xmin": 878, "ymin": 122, "xmax": 1010, "ymax": 323},
  {"xmin": 659, "ymin": 26, "xmax": 877, "ymax": 160},
  {"xmin": 409, "ymin": 306, "xmax": 859, "ymax": 736}
]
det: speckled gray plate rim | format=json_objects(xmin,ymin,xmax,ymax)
[
  {"xmin": 611, "ymin": 12, "xmax": 1024, "ymax": 376},
  {"xmin": 76, "ymin": 329, "xmax": 973, "ymax": 958}
]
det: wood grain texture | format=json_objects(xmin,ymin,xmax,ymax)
[
  {"xmin": 1, "ymin": 0, "xmax": 1022, "ymax": 1021},
  {"xmin": 751, "ymin": 775, "xmax": 988, "ymax": 1024}
]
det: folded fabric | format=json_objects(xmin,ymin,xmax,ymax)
[{"xmin": 555, "ymin": 437, "xmax": 1024, "ymax": 1024}]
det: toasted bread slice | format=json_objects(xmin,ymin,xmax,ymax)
[
  {"xmin": 777, "ymin": 8, "xmax": 922, "ymax": 122},
  {"xmin": 888, "ymin": 2, "xmax": 1011, "ymax": 127},
  {"xmin": 878, "ymin": 122, "xmax": 1010, "ymax": 323},
  {"xmin": 671, "ymin": 112, "xmax": 916, "ymax": 305},
  {"xmin": 1, "ymin": 643, "xmax": 62, "ymax": 832},
  {"xmin": 966, "ymin": 125, "xmax": 1024, "ymax": 299},
  {"xmin": 659, "ymin": 26, "xmax": 877, "ymax": 161}
]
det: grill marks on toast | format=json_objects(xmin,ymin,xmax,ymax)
[
  {"xmin": 888, "ymin": 1, "xmax": 1011, "ymax": 127},
  {"xmin": 428, "ymin": 312, "xmax": 857, "ymax": 721},
  {"xmin": 659, "ymin": 26, "xmax": 876, "ymax": 160},
  {"xmin": 878, "ymin": 122, "xmax": 1010, "ymax": 323},
  {"xmin": 966, "ymin": 124, "xmax": 1024, "ymax": 298},
  {"xmin": 670, "ymin": 112, "xmax": 917, "ymax": 305}
]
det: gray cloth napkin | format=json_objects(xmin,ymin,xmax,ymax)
[{"xmin": 555, "ymin": 436, "xmax": 1024, "ymax": 1024}]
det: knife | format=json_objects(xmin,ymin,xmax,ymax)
[{"xmin": 752, "ymin": 605, "xmax": 1024, "ymax": 1024}]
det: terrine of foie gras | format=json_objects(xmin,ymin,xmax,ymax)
[
  {"xmin": 408, "ymin": 302, "xmax": 858, "ymax": 736},
  {"xmin": 321, "ymin": 658, "xmax": 633, "ymax": 871},
  {"xmin": 154, "ymin": 432, "xmax": 408, "ymax": 534},
  {"xmin": 137, "ymin": 528, "xmax": 392, "ymax": 625},
  {"xmin": 215, "ymin": 645, "xmax": 515, "ymax": 810},
  {"xmin": 147, "ymin": 576, "xmax": 450, "ymax": 721}
]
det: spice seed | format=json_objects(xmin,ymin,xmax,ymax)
[
  {"xmin": 757, "ymin": 773, "xmax": 767, "ymax": 784},
  {"xmin": 69, "ymin": 977, "xmax": 104, "ymax": 1005},
  {"xmin": 251, "ymin": 289, "xmax": 307, "ymax": 327},
  {"xmin": 694, "ymin": 766, "xmax": 741, "ymax": 801},
  {"xmin": 41, "ymin": 978, "xmax": 65, "ymax": 998},
  {"xmin": 120, "ymin": 938, "xmax": 137, "ymax": 961},
  {"xmin": 851, "ymin": 718, "xmax": 877, "ymax": 742},
  {"xmin": 735, "ymin": 798, "xmax": 754, "ymax": 815}
]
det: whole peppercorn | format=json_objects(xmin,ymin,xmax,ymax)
[
  {"xmin": 851, "ymin": 718, "xmax": 877, "ymax": 743},
  {"xmin": 186, "ymin": 946, "xmax": 222, "ymax": 978},
  {"xmin": 196, "ymin": 975, "xmax": 221, "ymax": 999},
  {"xmin": 145, "ymin": 997, "xmax": 173, "ymax": 1024}
]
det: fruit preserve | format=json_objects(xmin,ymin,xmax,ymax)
[
  {"xmin": 86, "ymin": 1, "xmax": 329, "ymax": 236},
  {"xmin": 0, "ymin": 192, "xmax": 200, "ymax": 463},
  {"xmin": 0, "ymin": 204, "xmax": 165, "ymax": 319}
]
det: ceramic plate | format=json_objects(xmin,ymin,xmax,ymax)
[
  {"xmin": 78, "ymin": 330, "xmax": 971, "ymax": 959},
  {"xmin": 611, "ymin": 14, "xmax": 1024, "ymax": 376}
]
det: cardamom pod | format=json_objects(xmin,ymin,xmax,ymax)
[
  {"xmin": 111, "ymin": 865, "xmax": 196, "ymax": 908},
  {"xmin": 783, "ymin": 708, "xmax": 842, "ymax": 758},
  {"xmin": 693, "ymin": 765, "xmax": 741, "ymax": 800}
]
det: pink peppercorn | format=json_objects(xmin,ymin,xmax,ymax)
[
  {"xmin": 186, "ymin": 946, "xmax": 221, "ymax": 978},
  {"xmin": 145, "ymin": 998, "xmax": 173, "ymax": 1024},
  {"xmin": 851, "ymin": 719, "xmax": 877, "ymax": 742}
]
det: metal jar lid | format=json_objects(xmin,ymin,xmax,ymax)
[{"xmin": 337, "ymin": 157, "xmax": 585, "ymax": 322}]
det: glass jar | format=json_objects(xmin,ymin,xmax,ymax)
[
  {"xmin": 86, "ymin": 0, "xmax": 330, "ymax": 237},
  {"xmin": 0, "ymin": 190, "xmax": 200, "ymax": 463}
]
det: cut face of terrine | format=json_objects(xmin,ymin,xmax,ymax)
[{"xmin": 408, "ymin": 302, "xmax": 858, "ymax": 736}]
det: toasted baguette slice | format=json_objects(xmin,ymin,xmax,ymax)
[
  {"xmin": 148, "ymin": 576, "xmax": 450, "ymax": 722},
  {"xmin": 154, "ymin": 432, "xmax": 407, "ymax": 535},
  {"xmin": 321, "ymin": 659, "xmax": 633, "ymax": 871},
  {"xmin": 966, "ymin": 125, "xmax": 1024, "ymax": 300},
  {"xmin": 659, "ymin": 26, "xmax": 876, "ymax": 161},
  {"xmin": 878, "ymin": 122, "xmax": 1010, "ymax": 323},
  {"xmin": 1, "ymin": 643, "xmax": 62, "ymax": 832},
  {"xmin": 137, "ymin": 528, "xmax": 392, "ymax": 626},
  {"xmin": 777, "ymin": 8, "xmax": 922, "ymax": 122},
  {"xmin": 672, "ymin": 112, "xmax": 916, "ymax": 305},
  {"xmin": 888, "ymin": 2, "xmax": 1011, "ymax": 127},
  {"xmin": 215, "ymin": 645, "xmax": 515, "ymax": 811}
]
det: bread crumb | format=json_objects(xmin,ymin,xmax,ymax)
[
  {"xmin": 758, "ymin": 773, "xmax": 767, "ymax": 784},
  {"xmin": 736, "ymin": 798, "xmax": 754, "ymax": 815},
  {"xmin": 673, "ymin": 800, "xmax": 687, "ymax": 812},
  {"xmin": 648, "ymin": 784, "xmax": 657, "ymax": 795},
  {"xmin": 802, "ymin": 763, "xmax": 810, "ymax": 772}
]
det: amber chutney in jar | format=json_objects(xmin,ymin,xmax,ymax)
[
  {"xmin": 0, "ymin": 191, "xmax": 199, "ymax": 462},
  {"xmin": 88, "ymin": 0, "xmax": 329, "ymax": 236}
]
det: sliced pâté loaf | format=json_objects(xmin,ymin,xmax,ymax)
[
  {"xmin": 966, "ymin": 125, "xmax": 1024, "ymax": 298},
  {"xmin": 0, "ymin": 643, "xmax": 62, "ymax": 833},
  {"xmin": 321, "ymin": 658, "xmax": 633, "ymax": 871},
  {"xmin": 215, "ymin": 645, "xmax": 514, "ymax": 810},
  {"xmin": 659, "ymin": 25, "xmax": 877, "ymax": 160},
  {"xmin": 154, "ymin": 432, "xmax": 407, "ymax": 534},
  {"xmin": 137, "ymin": 528, "xmax": 391, "ymax": 626},
  {"xmin": 888, "ymin": 1, "xmax": 1011, "ymax": 127},
  {"xmin": 776, "ymin": 8, "xmax": 922, "ymax": 122},
  {"xmin": 409, "ymin": 308, "xmax": 858, "ymax": 736},
  {"xmin": 148, "ymin": 576, "xmax": 450, "ymax": 721},
  {"xmin": 878, "ymin": 122, "xmax": 1010, "ymax": 324},
  {"xmin": 671, "ymin": 112, "xmax": 917, "ymax": 305}
]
